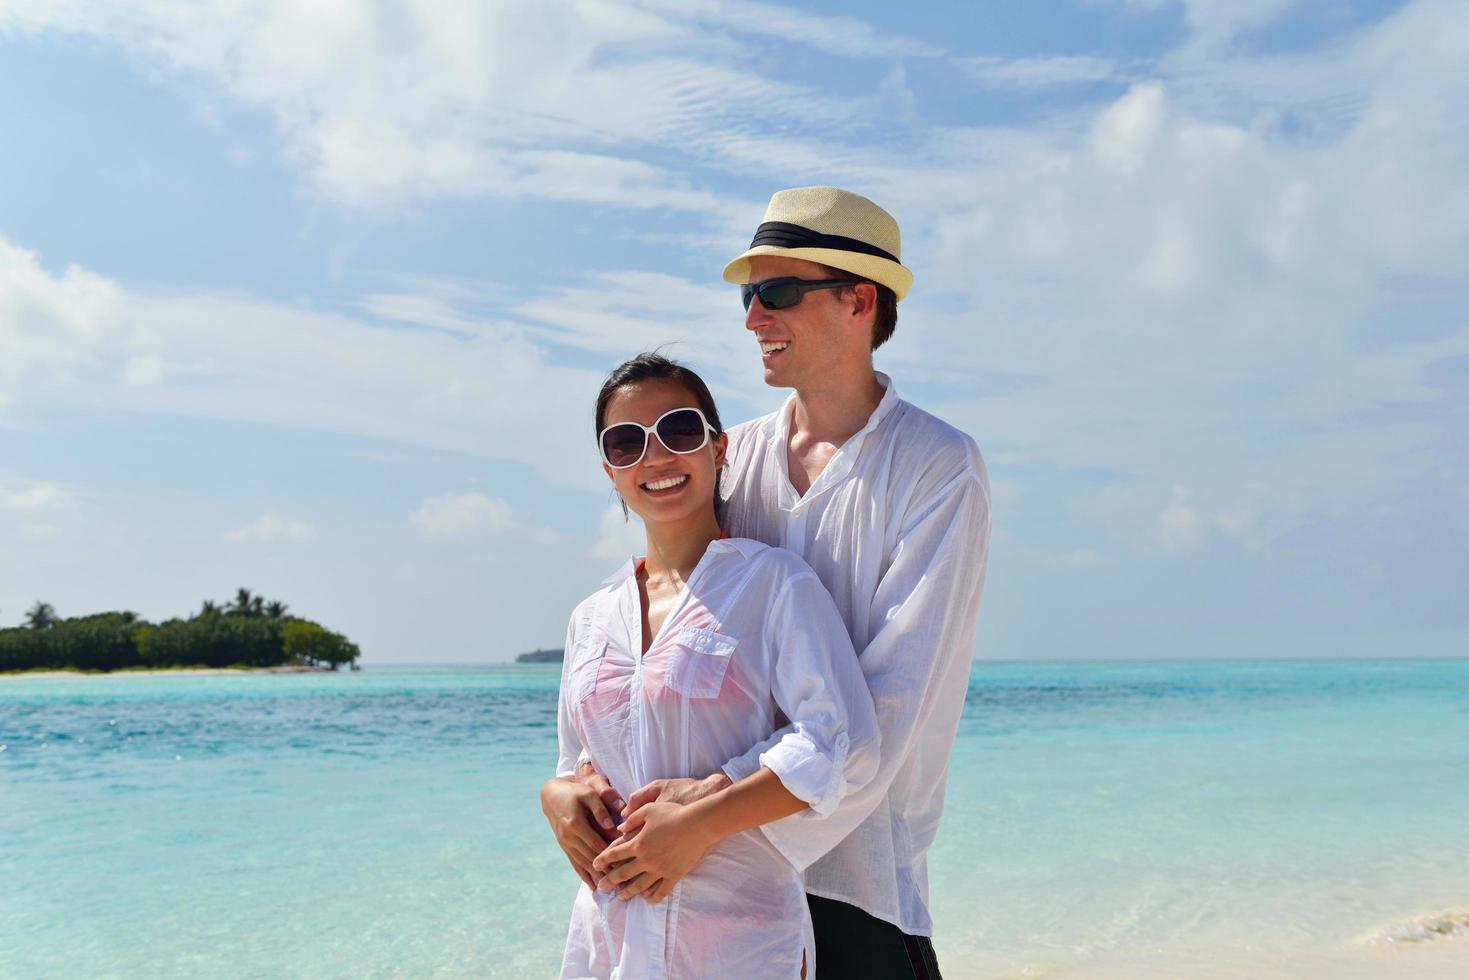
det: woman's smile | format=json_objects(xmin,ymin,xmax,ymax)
[{"xmin": 640, "ymin": 473, "xmax": 689, "ymax": 495}]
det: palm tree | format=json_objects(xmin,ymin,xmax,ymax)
[
  {"xmin": 199, "ymin": 600, "xmax": 220, "ymax": 617},
  {"xmin": 250, "ymin": 595, "xmax": 265, "ymax": 617},
  {"xmin": 228, "ymin": 588, "xmax": 255, "ymax": 616},
  {"xmin": 25, "ymin": 601, "xmax": 56, "ymax": 630},
  {"xmin": 265, "ymin": 600, "xmax": 289, "ymax": 620}
]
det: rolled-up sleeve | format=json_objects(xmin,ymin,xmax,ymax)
[{"xmin": 755, "ymin": 571, "xmax": 879, "ymax": 820}]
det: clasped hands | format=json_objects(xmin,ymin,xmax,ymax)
[{"xmin": 539, "ymin": 765, "xmax": 731, "ymax": 903}]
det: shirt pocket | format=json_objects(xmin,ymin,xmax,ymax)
[
  {"xmin": 665, "ymin": 627, "xmax": 737, "ymax": 699},
  {"xmin": 568, "ymin": 638, "xmax": 608, "ymax": 704}
]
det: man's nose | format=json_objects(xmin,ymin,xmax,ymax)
[{"xmin": 745, "ymin": 294, "xmax": 771, "ymax": 331}]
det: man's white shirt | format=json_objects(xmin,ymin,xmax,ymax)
[{"xmin": 719, "ymin": 373, "xmax": 991, "ymax": 937}]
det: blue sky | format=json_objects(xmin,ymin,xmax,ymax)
[{"xmin": 1, "ymin": 0, "xmax": 1465, "ymax": 663}]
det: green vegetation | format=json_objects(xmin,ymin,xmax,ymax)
[
  {"xmin": 0, "ymin": 588, "xmax": 361, "ymax": 674},
  {"xmin": 516, "ymin": 648, "xmax": 564, "ymax": 664}
]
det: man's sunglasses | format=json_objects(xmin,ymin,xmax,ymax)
[
  {"xmin": 741, "ymin": 276, "xmax": 859, "ymax": 311},
  {"xmin": 599, "ymin": 407, "xmax": 718, "ymax": 469}
]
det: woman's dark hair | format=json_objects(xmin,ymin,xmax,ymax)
[{"xmin": 595, "ymin": 352, "xmax": 726, "ymax": 523}]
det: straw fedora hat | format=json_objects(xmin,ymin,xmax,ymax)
[{"xmin": 722, "ymin": 186, "xmax": 913, "ymax": 301}]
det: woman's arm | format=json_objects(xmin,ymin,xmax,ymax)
[
  {"xmin": 540, "ymin": 775, "xmax": 620, "ymax": 889},
  {"xmin": 543, "ymin": 609, "xmax": 621, "ymax": 888}
]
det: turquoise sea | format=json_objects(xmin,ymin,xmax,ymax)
[{"xmin": 3, "ymin": 660, "xmax": 1467, "ymax": 979}]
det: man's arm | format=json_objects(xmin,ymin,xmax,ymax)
[{"xmin": 717, "ymin": 464, "xmax": 991, "ymax": 867}]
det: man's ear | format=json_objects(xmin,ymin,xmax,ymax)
[{"xmin": 850, "ymin": 282, "xmax": 877, "ymax": 318}]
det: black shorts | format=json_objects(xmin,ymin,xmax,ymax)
[{"xmin": 807, "ymin": 893, "xmax": 943, "ymax": 979}]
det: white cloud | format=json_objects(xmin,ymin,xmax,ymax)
[
  {"xmin": 0, "ymin": 1, "xmax": 821, "ymax": 215},
  {"xmin": 410, "ymin": 492, "xmax": 513, "ymax": 537},
  {"xmin": 633, "ymin": 0, "xmax": 942, "ymax": 59},
  {"xmin": 2, "ymin": 0, "xmax": 1467, "ymax": 567},
  {"xmin": 0, "ymin": 0, "xmax": 1131, "ymax": 222},
  {"xmin": 0, "ymin": 238, "xmax": 120, "ymax": 409},
  {"xmin": 0, "ymin": 480, "xmax": 75, "ymax": 515},
  {"xmin": 223, "ymin": 513, "xmax": 316, "ymax": 543},
  {"xmin": 1056, "ymin": 548, "xmax": 1104, "ymax": 570},
  {"xmin": 0, "ymin": 478, "xmax": 77, "ymax": 541},
  {"xmin": 962, "ymin": 55, "xmax": 1125, "ymax": 89},
  {"xmin": 122, "ymin": 353, "xmax": 166, "ymax": 387},
  {"xmin": 0, "ymin": 235, "xmax": 609, "ymax": 488},
  {"xmin": 1159, "ymin": 487, "xmax": 1204, "ymax": 552},
  {"xmin": 908, "ymin": 3, "xmax": 1469, "ymax": 554},
  {"xmin": 1090, "ymin": 81, "xmax": 1168, "ymax": 175},
  {"xmin": 1098, "ymin": 0, "xmax": 1301, "ymax": 48},
  {"xmin": 511, "ymin": 271, "xmax": 747, "ymax": 373}
]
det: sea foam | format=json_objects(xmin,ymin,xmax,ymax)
[{"xmin": 1367, "ymin": 911, "xmax": 1469, "ymax": 945}]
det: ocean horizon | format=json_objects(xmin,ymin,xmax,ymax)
[{"xmin": 4, "ymin": 657, "xmax": 1467, "ymax": 978}]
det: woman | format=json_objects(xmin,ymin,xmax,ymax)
[{"xmin": 549, "ymin": 353, "xmax": 878, "ymax": 979}]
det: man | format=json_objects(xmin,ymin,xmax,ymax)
[{"xmin": 542, "ymin": 187, "xmax": 990, "ymax": 978}]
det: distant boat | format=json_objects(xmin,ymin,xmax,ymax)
[{"xmin": 515, "ymin": 648, "xmax": 564, "ymax": 664}]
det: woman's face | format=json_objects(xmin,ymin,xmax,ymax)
[{"xmin": 600, "ymin": 378, "xmax": 726, "ymax": 529}]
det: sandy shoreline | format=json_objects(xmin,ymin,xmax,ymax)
[
  {"xmin": 941, "ymin": 937, "xmax": 1468, "ymax": 979},
  {"xmin": 0, "ymin": 665, "xmax": 331, "ymax": 680}
]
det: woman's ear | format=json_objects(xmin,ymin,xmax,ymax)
[{"xmin": 713, "ymin": 432, "xmax": 728, "ymax": 469}]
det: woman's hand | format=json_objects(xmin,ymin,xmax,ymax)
[
  {"xmin": 593, "ymin": 801, "xmax": 719, "ymax": 904},
  {"xmin": 540, "ymin": 776, "xmax": 621, "ymax": 889}
]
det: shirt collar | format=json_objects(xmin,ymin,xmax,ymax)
[
  {"xmin": 708, "ymin": 536, "xmax": 764, "ymax": 559},
  {"xmin": 598, "ymin": 536, "xmax": 759, "ymax": 587},
  {"xmin": 773, "ymin": 372, "xmax": 900, "ymax": 506},
  {"xmin": 600, "ymin": 557, "xmax": 640, "ymax": 588},
  {"xmin": 848, "ymin": 371, "xmax": 900, "ymax": 446}
]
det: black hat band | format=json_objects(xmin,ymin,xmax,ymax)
[{"xmin": 749, "ymin": 221, "xmax": 899, "ymax": 264}]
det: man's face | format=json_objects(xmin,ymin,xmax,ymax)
[{"xmin": 743, "ymin": 255, "xmax": 862, "ymax": 390}]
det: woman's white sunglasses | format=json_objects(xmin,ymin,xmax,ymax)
[{"xmin": 598, "ymin": 407, "xmax": 718, "ymax": 469}]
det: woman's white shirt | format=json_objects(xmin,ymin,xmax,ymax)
[{"xmin": 556, "ymin": 537, "xmax": 879, "ymax": 980}]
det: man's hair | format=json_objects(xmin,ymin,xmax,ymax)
[{"xmin": 820, "ymin": 263, "xmax": 898, "ymax": 351}]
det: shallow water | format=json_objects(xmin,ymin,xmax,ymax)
[{"xmin": 3, "ymin": 660, "xmax": 1466, "ymax": 978}]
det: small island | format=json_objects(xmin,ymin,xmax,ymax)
[
  {"xmin": 0, "ymin": 589, "xmax": 361, "ymax": 674},
  {"xmin": 516, "ymin": 648, "xmax": 564, "ymax": 664}
]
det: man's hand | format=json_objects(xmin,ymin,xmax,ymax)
[
  {"xmin": 593, "ymin": 801, "xmax": 719, "ymax": 904},
  {"xmin": 622, "ymin": 773, "xmax": 732, "ymax": 818},
  {"xmin": 539, "ymin": 776, "xmax": 620, "ymax": 889}
]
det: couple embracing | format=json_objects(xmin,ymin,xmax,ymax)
[{"xmin": 540, "ymin": 187, "xmax": 991, "ymax": 979}]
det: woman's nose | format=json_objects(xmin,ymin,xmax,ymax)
[{"xmin": 643, "ymin": 431, "xmax": 676, "ymax": 463}]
